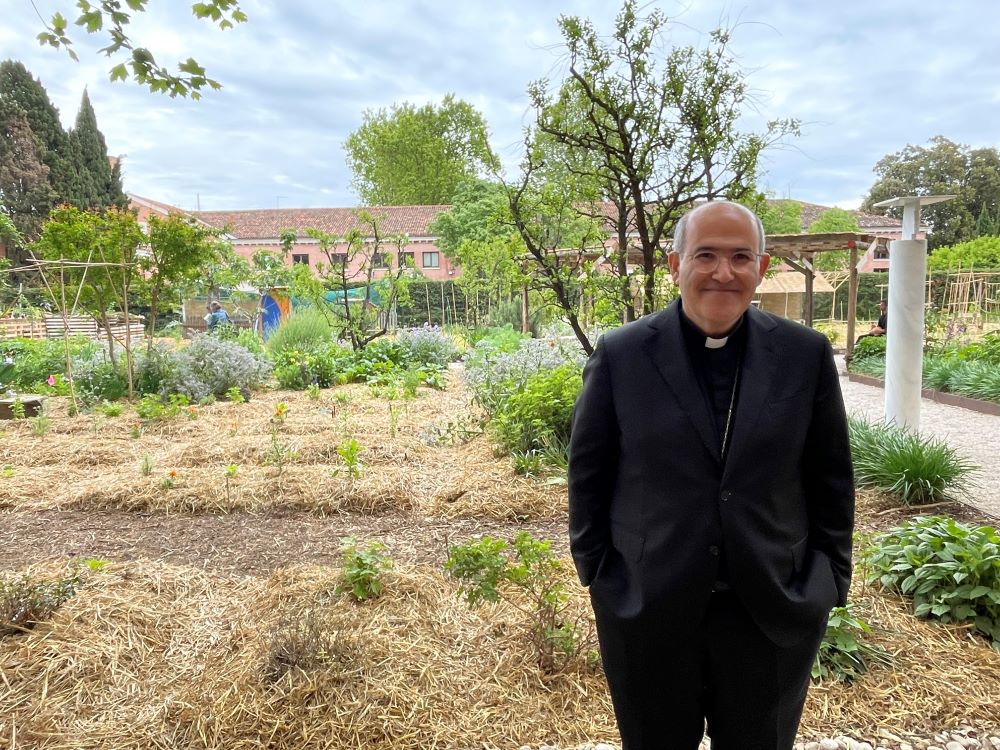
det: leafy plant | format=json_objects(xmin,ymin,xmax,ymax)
[
  {"xmin": 225, "ymin": 386, "xmax": 246, "ymax": 403},
  {"xmin": 848, "ymin": 417, "xmax": 976, "ymax": 505},
  {"xmin": 100, "ymin": 401, "xmax": 124, "ymax": 417},
  {"xmin": 264, "ymin": 431, "xmax": 298, "ymax": 474},
  {"xmin": 264, "ymin": 307, "xmax": 335, "ymax": 356},
  {"xmin": 1, "ymin": 574, "xmax": 80, "ymax": 636},
  {"xmin": 224, "ymin": 463, "xmax": 239, "ymax": 504},
  {"xmin": 139, "ymin": 453, "xmax": 154, "ymax": 476},
  {"xmin": 305, "ymin": 383, "xmax": 321, "ymax": 400},
  {"xmin": 136, "ymin": 393, "xmax": 192, "ymax": 422},
  {"xmin": 812, "ymin": 604, "xmax": 892, "ymax": 683},
  {"xmin": 865, "ymin": 516, "xmax": 1000, "ymax": 647},
  {"xmin": 445, "ymin": 531, "xmax": 597, "ymax": 673},
  {"xmin": 338, "ymin": 536, "xmax": 392, "ymax": 602},
  {"xmin": 334, "ymin": 437, "xmax": 364, "ymax": 480},
  {"xmin": 395, "ymin": 325, "xmax": 460, "ymax": 368}
]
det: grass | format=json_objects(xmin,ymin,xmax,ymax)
[{"xmin": 848, "ymin": 417, "xmax": 977, "ymax": 505}]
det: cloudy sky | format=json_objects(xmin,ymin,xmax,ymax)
[{"xmin": 3, "ymin": 0, "xmax": 997, "ymax": 213}]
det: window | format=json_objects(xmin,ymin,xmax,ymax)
[
  {"xmin": 329, "ymin": 252, "xmax": 348, "ymax": 265},
  {"xmin": 422, "ymin": 251, "xmax": 440, "ymax": 269},
  {"xmin": 372, "ymin": 253, "xmax": 389, "ymax": 269},
  {"xmin": 291, "ymin": 253, "xmax": 309, "ymax": 265},
  {"xmin": 400, "ymin": 252, "xmax": 415, "ymax": 268}
]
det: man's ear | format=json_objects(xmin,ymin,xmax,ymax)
[
  {"xmin": 667, "ymin": 251, "xmax": 681, "ymax": 283},
  {"xmin": 757, "ymin": 253, "xmax": 771, "ymax": 279}
]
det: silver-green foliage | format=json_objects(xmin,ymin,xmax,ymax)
[
  {"xmin": 865, "ymin": 516, "xmax": 1000, "ymax": 648},
  {"xmin": 848, "ymin": 417, "xmax": 976, "ymax": 505}
]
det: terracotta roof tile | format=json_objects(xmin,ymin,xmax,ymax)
[{"xmin": 192, "ymin": 205, "xmax": 451, "ymax": 239}]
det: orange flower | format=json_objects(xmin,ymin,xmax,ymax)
[{"xmin": 169, "ymin": 470, "xmax": 178, "ymax": 478}]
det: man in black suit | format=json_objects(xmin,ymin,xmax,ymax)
[{"xmin": 568, "ymin": 201, "xmax": 854, "ymax": 750}]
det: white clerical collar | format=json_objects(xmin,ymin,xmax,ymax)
[{"xmin": 705, "ymin": 336, "xmax": 729, "ymax": 349}]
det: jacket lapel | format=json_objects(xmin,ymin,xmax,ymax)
[
  {"xmin": 644, "ymin": 302, "xmax": 719, "ymax": 461},
  {"xmin": 722, "ymin": 307, "xmax": 779, "ymax": 478}
]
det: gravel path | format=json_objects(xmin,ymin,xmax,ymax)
[{"xmin": 835, "ymin": 356, "xmax": 1000, "ymax": 520}]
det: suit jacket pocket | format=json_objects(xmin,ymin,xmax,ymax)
[{"xmin": 611, "ymin": 524, "xmax": 645, "ymax": 563}]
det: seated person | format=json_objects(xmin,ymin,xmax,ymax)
[{"xmin": 855, "ymin": 298, "xmax": 887, "ymax": 345}]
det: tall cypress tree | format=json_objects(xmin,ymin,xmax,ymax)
[
  {"xmin": 71, "ymin": 89, "xmax": 127, "ymax": 210},
  {"xmin": 0, "ymin": 60, "xmax": 82, "ymax": 208},
  {"xmin": 0, "ymin": 96, "xmax": 58, "ymax": 259}
]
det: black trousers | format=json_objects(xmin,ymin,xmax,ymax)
[{"xmin": 593, "ymin": 590, "xmax": 826, "ymax": 750}]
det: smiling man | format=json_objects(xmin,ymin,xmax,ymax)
[{"xmin": 569, "ymin": 201, "xmax": 855, "ymax": 750}]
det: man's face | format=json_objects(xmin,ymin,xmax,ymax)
[{"xmin": 668, "ymin": 204, "xmax": 769, "ymax": 336}]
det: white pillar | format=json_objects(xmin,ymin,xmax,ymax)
[{"xmin": 885, "ymin": 239, "xmax": 926, "ymax": 431}]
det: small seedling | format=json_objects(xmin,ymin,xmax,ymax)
[
  {"xmin": 333, "ymin": 437, "xmax": 363, "ymax": 480},
  {"xmin": 140, "ymin": 453, "xmax": 154, "ymax": 476},
  {"xmin": 225, "ymin": 386, "xmax": 246, "ymax": 403},
  {"xmin": 338, "ymin": 536, "xmax": 392, "ymax": 602},
  {"xmin": 224, "ymin": 463, "xmax": 239, "ymax": 503},
  {"xmin": 1, "ymin": 465, "xmax": 14, "ymax": 479},
  {"xmin": 159, "ymin": 470, "xmax": 178, "ymax": 490},
  {"xmin": 100, "ymin": 401, "xmax": 123, "ymax": 418},
  {"xmin": 306, "ymin": 383, "xmax": 321, "ymax": 400}
]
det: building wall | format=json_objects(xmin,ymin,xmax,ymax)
[{"xmin": 233, "ymin": 238, "xmax": 458, "ymax": 282}]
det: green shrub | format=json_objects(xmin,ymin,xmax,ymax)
[
  {"xmin": 445, "ymin": 531, "xmax": 597, "ymax": 673},
  {"xmin": 0, "ymin": 337, "xmax": 99, "ymax": 391},
  {"xmin": 864, "ymin": 516, "xmax": 1000, "ymax": 647},
  {"xmin": 491, "ymin": 363, "xmax": 582, "ymax": 468},
  {"xmin": 264, "ymin": 308, "xmax": 335, "ymax": 356},
  {"xmin": 395, "ymin": 325, "xmax": 460, "ymax": 368},
  {"xmin": 135, "ymin": 338, "xmax": 271, "ymax": 401},
  {"xmin": 271, "ymin": 343, "xmax": 351, "ymax": 389},
  {"xmin": 74, "ymin": 360, "xmax": 129, "ymax": 404},
  {"xmin": 922, "ymin": 356, "xmax": 963, "ymax": 391},
  {"xmin": 848, "ymin": 417, "xmax": 976, "ymax": 505},
  {"xmin": 812, "ymin": 604, "xmax": 892, "ymax": 683},
  {"xmin": 338, "ymin": 536, "xmax": 391, "ymax": 602},
  {"xmin": 851, "ymin": 335, "xmax": 887, "ymax": 364}
]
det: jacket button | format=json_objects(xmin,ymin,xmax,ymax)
[{"xmin": 708, "ymin": 545, "xmax": 720, "ymax": 556}]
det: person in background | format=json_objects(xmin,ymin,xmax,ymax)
[
  {"xmin": 569, "ymin": 200, "xmax": 855, "ymax": 750},
  {"xmin": 854, "ymin": 298, "xmax": 887, "ymax": 346},
  {"xmin": 205, "ymin": 300, "xmax": 231, "ymax": 333}
]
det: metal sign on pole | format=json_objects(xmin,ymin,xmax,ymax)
[{"xmin": 872, "ymin": 195, "xmax": 955, "ymax": 431}]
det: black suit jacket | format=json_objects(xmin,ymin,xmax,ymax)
[{"xmin": 568, "ymin": 301, "xmax": 854, "ymax": 648}]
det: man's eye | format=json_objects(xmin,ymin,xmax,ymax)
[
  {"xmin": 732, "ymin": 252, "xmax": 755, "ymax": 264},
  {"xmin": 693, "ymin": 252, "xmax": 717, "ymax": 263}
]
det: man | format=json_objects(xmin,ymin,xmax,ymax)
[{"xmin": 568, "ymin": 201, "xmax": 854, "ymax": 750}]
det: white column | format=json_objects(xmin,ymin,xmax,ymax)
[{"xmin": 884, "ymin": 239, "xmax": 926, "ymax": 431}]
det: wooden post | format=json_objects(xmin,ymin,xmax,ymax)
[
  {"xmin": 521, "ymin": 285, "xmax": 530, "ymax": 334},
  {"xmin": 440, "ymin": 281, "xmax": 446, "ymax": 325},
  {"xmin": 803, "ymin": 254, "xmax": 814, "ymax": 328},
  {"xmin": 846, "ymin": 245, "xmax": 859, "ymax": 359}
]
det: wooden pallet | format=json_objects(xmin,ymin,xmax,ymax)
[
  {"xmin": 0, "ymin": 319, "xmax": 46, "ymax": 339},
  {"xmin": 44, "ymin": 315, "xmax": 100, "ymax": 338}
]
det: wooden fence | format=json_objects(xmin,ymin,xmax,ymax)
[{"xmin": 0, "ymin": 315, "xmax": 145, "ymax": 343}]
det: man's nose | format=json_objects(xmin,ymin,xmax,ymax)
[{"xmin": 712, "ymin": 258, "xmax": 737, "ymax": 280}]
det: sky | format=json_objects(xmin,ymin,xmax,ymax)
[{"xmin": 2, "ymin": 0, "xmax": 998, "ymax": 214}]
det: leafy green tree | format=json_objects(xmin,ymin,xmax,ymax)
[
  {"xmin": 344, "ymin": 95, "xmax": 497, "ymax": 205},
  {"xmin": 429, "ymin": 179, "xmax": 524, "ymax": 316},
  {"xmin": 863, "ymin": 136, "xmax": 1000, "ymax": 249},
  {"xmin": 760, "ymin": 199, "xmax": 803, "ymax": 235},
  {"xmin": 808, "ymin": 208, "xmax": 860, "ymax": 272},
  {"xmin": 291, "ymin": 212, "xmax": 415, "ymax": 350},
  {"xmin": 514, "ymin": 1, "xmax": 798, "ymax": 352},
  {"xmin": 0, "ymin": 96, "xmax": 57, "ymax": 261},
  {"xmin": 31, "ymin": 206, "xmax": 144, "ymax": 366},
  {"xmin": 70, "ymin": 89, "xmax": 127, "ymax": 211},
  {"xmin": 0, "ymin": 60, "xmax": 81, "ymax": 211},
  {"xmin": 927, "ymin": 236, "xmax": 1000, "ymax": 272},
  {"xmin": 140, "ymin": 213, "xmax": 227, "ymax": 345},
  {"xmin": 34, "ymin": 1, "xmax": 247, "ymax": 98}
]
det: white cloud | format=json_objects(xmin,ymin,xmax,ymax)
[{"xmin": 3, "ymin": 0, "xmax": 999, "ymax": 211}]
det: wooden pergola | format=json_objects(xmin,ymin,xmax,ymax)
[{"xmin": 519, "ymin": 232, "xmax": 888, "ymax": 356}]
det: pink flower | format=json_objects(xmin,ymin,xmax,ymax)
[{"xmin": 47, "ymin": 375, "xmax": 56, "ymax": 386}]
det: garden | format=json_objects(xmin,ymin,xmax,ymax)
[{"xmin": 1, "ymin": 313, "xmax": 1000, "ymax": 750}]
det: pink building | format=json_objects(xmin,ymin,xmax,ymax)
[{"xmin": 129, "ymin": 195, "xmax": 456, "ymax": 281}]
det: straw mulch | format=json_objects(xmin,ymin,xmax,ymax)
[
  {"xmin": 3, "ymin": 376, "xmax": 1000, "ymax": 745},
  {"xmin": 0, "ymin": 376, "xmax": 564, "ymax": 520},
  {"xmin": 0, "ymin": 558, "xmax": 614, "ymax": 749}
]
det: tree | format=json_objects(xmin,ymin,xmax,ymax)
[
  {"xmin": 70, "ymin": 89, "xmax": 127, "ymax": 210},
  {"xmin": 807, "ymin": 208, "xmax": 859, "ymax": 273},
  {"xmin": 344, "ymin": 95, "xmax": 497, "ymax": 205},
  {"xmin": 0, "ymin": 95, "xmax": 57, "ymax": 260},
  {"xmin": 927, "ymin": 236, "xmax": 1000, "ymax": 272},
  {"xmin": 34, "ymin": 1, "xmax": 247, "ymax": 98},
  {"xmin": 429, "ymin": 179, "xmax": 524, "ymax": 315},
  {"xmin": 0, "ymin": 60, "xmax": 81, "ymax": 210},
  {"xmin": 512, "ymin": 1, "xmax": 797, "ymax": 352},
  {"xmin": 862, "ymin": 136, "xmax": 1000, "ymax": 249},
  {"xmin": 759, "ymin": 199, "xmax": 803, "ymax": 235},
  {"xmin": 30, "ymin": 205, "xmax": 144, "ymax": 366},
  {"xmin": 140, "ymin": 212, "xmax": 226, "ymax": 346},
  {"xmin": 292, "ymin": 212, "xmax": 416, "ymax": 350}
]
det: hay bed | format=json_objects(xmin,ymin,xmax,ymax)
[{"xmin": 2, "ymin": 376, "xmax": 1000, "ymax": 746}]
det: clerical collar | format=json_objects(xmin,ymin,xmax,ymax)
[{"xmin": 678, "ymin": 304, "xmax": 745, "ymax": 349}]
